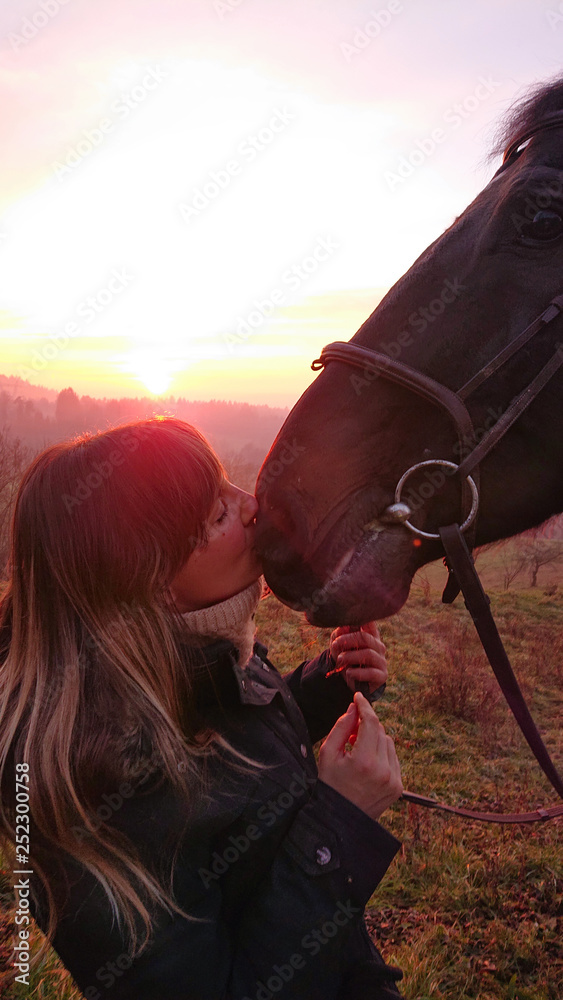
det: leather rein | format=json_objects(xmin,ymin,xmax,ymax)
[{"xmin": 310, "ymin": 116, "xmax": 563, "ymax": 824}]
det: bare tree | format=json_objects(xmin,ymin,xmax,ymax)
[
  {"xmin": 412, "ymin": 569, "xmax": 432, "ymax": 605},
  {"xmin": 498, "ymin": 544, "xmax": 528, "ymax": 591},
  {"xmin": 514, "ymin": 537, "xmax": 563, "ymax": 587}
]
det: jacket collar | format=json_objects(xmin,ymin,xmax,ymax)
[{"xmin": 187, "ymin": 639, "xmax": 279, "ymax": 712}]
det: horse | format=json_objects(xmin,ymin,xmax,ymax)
[{"xmin": 255, "ymin": 76, "xmax": 563, "ymax": 630}]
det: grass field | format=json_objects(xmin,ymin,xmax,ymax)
[
  {"xmin": 1, "ymin": 547, "xmax": 561, "ymax": 999},
  {"xmin": 258, "ymin": 556, "xmax": 562, "ymax": 1000}
]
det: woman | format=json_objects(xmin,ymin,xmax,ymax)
[{"xmin": 0, "ymin": 417, "xmax": 404, "ymax": 999}]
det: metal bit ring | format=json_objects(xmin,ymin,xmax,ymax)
[{"xmin": 393, "ymin": 459, "xmax": 479, "ymax": 540}]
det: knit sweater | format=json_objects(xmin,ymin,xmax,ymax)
[{"xmin": 179, "ymin": 577, "xmax": 264, "ymax": 668}]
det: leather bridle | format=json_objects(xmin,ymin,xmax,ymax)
[{"xmin": 310, "ymin": 115, "xmax": 563, "ymax": 823}]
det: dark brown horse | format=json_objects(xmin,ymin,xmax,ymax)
[{"xmin": 255, "ymin": 77, "xmax": 563, "ymax": 627}]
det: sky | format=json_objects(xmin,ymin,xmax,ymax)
[{"xmin": 1, "ymin": 0, "xmax": 563, "ymax": 405}]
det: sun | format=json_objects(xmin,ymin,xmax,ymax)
[
  {"xmin": 127, "ymin": 352, "xmax": 173, "ymax": 396},
  {"xmin": 143, "ymin": 370, "xmax": 172, "ymax": 395}
]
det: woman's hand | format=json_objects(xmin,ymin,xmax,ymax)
[
  {"xmin": 317, "ymin": 692, "xmax": 403, "ymax": 822},
  {"xmin": 329, "ymin": 622, "xmax": 387, "ymax": 695}
]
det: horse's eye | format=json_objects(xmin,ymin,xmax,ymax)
[{"xmin": 519, "ymin": 210, "xmax": 563, "ymax": 245}]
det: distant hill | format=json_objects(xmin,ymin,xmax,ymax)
[
  {"xmin": 524, "ymin": 513, "xmax": 563, "ymax": 539},
  {"xmin": 0, "ymin": 378, "xmax": 290, "ymax": 480},
  {"xmin": 0, "ymin": 374, "xmax": 59, "ymax": 402}
]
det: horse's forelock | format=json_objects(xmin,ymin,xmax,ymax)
[{"xmin": 488, "ymin": 75, "xmax": 563, "ymax": 161}]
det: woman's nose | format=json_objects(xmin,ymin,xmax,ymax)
[{"xmin": 239, "ymin": 489, "xmax": 259, "ymax": 525}]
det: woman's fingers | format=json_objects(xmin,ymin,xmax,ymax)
[
  {"xmin": 330, "ymin": 625, "xmax": 353, "ymax": 639},
  {"xmin": 343, "ymin": 666, "xmax": 386, "ymax": 693},
  {"xmin": 351, "ymin": 691, "xmax": 381, "ymax": 742},
  {"xmin": 319, "ymin": 700, "xmax": 359, "ymax": 756},
  {"xmin": 352, "ymin": 692, "xmax": 403, "ymax": 790},
  {"xmin": 318, "ymin": 692, "xmax": 403, "ymax": 820},
  {"xmin": 332, "ymin": 630, "xmax": 385, "ymax": 653},
  {"xmin": 328, "ymin": 622, "xmax": 388, "ymax": 694},
  {"xmin": 331, "ymin": 627, "xmax": 385, "ymax": 659},
  {"xmin": 335, "ymin": 641, "xmax": 385, "ymax": 661},
  {"xmin": 338, "ymin": 647, "xmax": 388, "ymax": 692},
  {"xmin": 333, "ymin": 648, "xmax": 386, "ymax": 677}
]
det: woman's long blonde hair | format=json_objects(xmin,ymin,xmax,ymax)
[{"xmin": 0, "ymin": 417, "xmax": 243, "ymax": 955}]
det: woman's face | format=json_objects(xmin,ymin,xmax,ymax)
[{"xmin": 169, "ymin": 480, "xmax": 263, "ymax": 611}]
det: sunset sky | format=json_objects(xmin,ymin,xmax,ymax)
[{"xmin": 1, "ymin": 0, "xmax": 562, "ymax": 405}]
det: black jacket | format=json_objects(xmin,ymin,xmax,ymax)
[{"xmin": 30, "ymin": 640, "xmax": 403, "ymax": 1000}]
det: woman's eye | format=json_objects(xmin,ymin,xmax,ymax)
[
  {"xmin": 519, "ymin": 210, "xmax": 563, "ymax": 245},
  {"xmin": 216, "ymin": 503, "xmax": 228, "ymax": 524}
]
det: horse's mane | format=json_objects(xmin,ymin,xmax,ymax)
[{"xmin": 489, "ymin": 75, "xmax": 563, "ymax": 160}]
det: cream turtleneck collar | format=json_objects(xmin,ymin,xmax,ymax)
[{"xmin": 180, "ymin": 577, "xmax": 264, "ymax": 669}]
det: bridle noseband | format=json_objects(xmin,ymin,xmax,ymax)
[
  {"xmin": 309, "ymin": 115, "xmax": 563, "ymax": 820},
  {"xmin": 311, "ymin": 292, "xmax": 563, "ymax": 543}
]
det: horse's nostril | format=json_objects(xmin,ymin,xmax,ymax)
[{"xmin": 276, "ymin": 506, "xmax": 299, "ymax": 540}]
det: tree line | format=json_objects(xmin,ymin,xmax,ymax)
[
  {"xmin": 1, "ymin": 382, "xmax": 562, "ymax": 586},
  {"xmin": 0, "ymin": 385, "xmax": 288, "ymax": 453},
  {"xmin": 0, "ymin": 384, "xmax": 291, "ymax": 574}
]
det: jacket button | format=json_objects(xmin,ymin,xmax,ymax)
[
  {"xmin": 241, "ymin": 679, "xmax": 247, "ymax": 691},
  {"xmin": 316, "ymin": 846, "xmax": 332, "ymax": 866},
  {"xmin": 300, "ymin": 743, "xmax": 308, "ymax": 758}
]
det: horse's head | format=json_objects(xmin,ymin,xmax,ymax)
[{"xmin": 256, "ymin": 78, "xmax": 563, "ymax": 625}]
